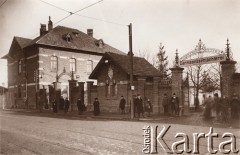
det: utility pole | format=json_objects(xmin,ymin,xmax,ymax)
[{"xmin": 128, "ymin": 23, "xmax": 134, "ymax": 119}]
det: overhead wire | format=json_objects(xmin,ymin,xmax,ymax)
[
  {"xmin": 39, "ymin": 0, "xmax": 70, "ymax": 13},
  {"xmin": 39, "ymin": 0, "xmax": 127, "ymax": 26},
  {"xmin": 31, "ymin": 0, "xmax": 105, "ymax": 38},
  {"xmin": 0, "ymin": 0, "xmax": 7, "ymax": 8}
]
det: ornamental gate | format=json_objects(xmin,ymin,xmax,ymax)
[{"xmin": 178, "ymin": 39, "xmax": 235, "ymax": 109}]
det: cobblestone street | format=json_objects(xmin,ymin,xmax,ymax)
[{"xmin": 0, "ymin": 109, "xmax": 239, "ymax": 155}]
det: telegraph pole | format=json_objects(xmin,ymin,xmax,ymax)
[{"xmin": 128, "ymin": 23, "xmax": 134, "ymax": 119}]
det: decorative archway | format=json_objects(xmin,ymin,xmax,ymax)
[
  {"xmin": 180, "ymin": 39, "xmax": 227, "ymax": 66},
  {"xmin": 178, "ymin": 39, "xmax": 231, "ymax": 109}
]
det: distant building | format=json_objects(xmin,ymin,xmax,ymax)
[
  {"xmin": 2, "ymin": 17, "xmax": 125, "ymax": 109},
  {"xmin": 89, "ymin": 52, "xmax": 162, "ymax": 112}
]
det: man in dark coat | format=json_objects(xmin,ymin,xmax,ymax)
[
  {"xmin": 162, "ymin": 94, "xmax": 169, "ymax": 115},
  {"xmin": 64, "ymin": 97, "xmax": 70, "ymax": 114},
  {"xmin": 59, "ymin": 96, "xmax": 65, "ymax": 110},
  {"xmin": 214, "ymin": 93, "xmax": 221, "ymax": 121},
  {"xmin": 203, "ymin": 95, "xmax": 213, "ymax": 119},
  {"xmin": 38, "ymin": 94, "xmax": 44, "ymax": 113},
  {"xmin": 77, "ymin": 98, "xmax": 85, "ymax": 115},
  {"xmin": 171, "ymin": 93, "xmax": 179, "ymax": 116},
  {"xmin": 93, "ymin": 98, "xmax": 100, "ymax": 116},
  {"xmin": 133, "ymin": 95, "xmax": 137, "ymax": 117},
  {"xmin": 52, "ymin": 98, "xmax": 58, "ymax": 113},
  {"xmin": 145, "ymin": 98, "xmax": 153, "ymax": 117},
  {"xmin": 136, "ymin": 94, "xmax": 144, "ymax": 118},
  {"xmin": 119, "ymin": 96, "xmax": 126, "ymax": 114}
]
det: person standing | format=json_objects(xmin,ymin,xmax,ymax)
[
  {"xmin": 133, "ymin": 95, "xmax": 138, "ymax": 117},
  {"xmin": 93, "ymin": 98, "xmax": 100, "ymax": 116},
  {"xmin": 171, "ymin": 93, "xmax": 179, "ymax": 116},
  {"xmin": 162, "ymin": 94, "xmax": 169, "ymax": 115},
  {"xmin": 136, "ymin": 94, "xmax": 144, "ymax": 118},
  {"xmin": 38, "ymin": 94, "xmax": 44, "ymax": 113},
  {"xmin": 64, "ymin": 97, "xmax": 70, "ymax": 114},
  {"xmin": 119, "ymin": 96, "xmax": 126, "ymax": 114},
  {"xmin": 230, "ymin": 94, "xmax": 240, "ymax": 120},
  {"xmin": 203, "ymin": 95, "xmax": 213, "ymax": 119},
  {"xmin": 214, "ymin": 93, "xmax": 221, "ymax": 121},
  {"xmin": 52, "ymin": 98, "xmax": 58, "ymax": 113},
  {"xmin": 145, "ymin": 98, "xmax": 152, "ymax": 117},
  {"xmin": 59, "ymin": 96, "xmax": 65, "ymax": 110},
  {"xmin": 77, "ymin": 98, "xmax": 85, "ymax": 115}
]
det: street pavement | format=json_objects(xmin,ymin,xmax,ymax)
[{"xmin": 0, "ymin": 109, "xmax": 239, "ymax": 155}]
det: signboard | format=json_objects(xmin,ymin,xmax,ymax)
[{"xmin": 180, "ymin": 54, "xmax": 226, "ymax": 66}]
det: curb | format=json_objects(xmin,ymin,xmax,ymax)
[{"xmin": 2, "ymin": 109, "xmax": 187, "ymax": 121}]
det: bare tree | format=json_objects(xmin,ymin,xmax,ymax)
[
  {"xmin": 188, "ymin": 65, "xmax": 203, "ymax": 109},
  {"xmin": 136, "ymin": 49, "xmax": 156, "ymax": 66}
]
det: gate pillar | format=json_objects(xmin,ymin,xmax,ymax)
[
  {"xmin": 220, "ymin": 60, "xmax": 236, "ymax": 99},
  {"xmin": 170, "ymin": 67, "xmax": 184, "ymax": 114},
  {"xmin": 153, "ymin": 77, "xmax": 160, "ymax": 114},
  {"xmin": 69, "ymin": 80, "xmax": 77, "ymax": 111}
]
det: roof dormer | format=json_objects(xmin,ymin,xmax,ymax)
[
  {"xmin": 95, "ymin": 39, "xmax": 104, "ymax": 48},
  {"xmin": 62, "ymin": 33, "xmax": 72, "ymax": 42}
]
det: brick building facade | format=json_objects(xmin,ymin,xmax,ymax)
[
  {"xmin": 89, "ymin": 52, "xmax": 161, "ymax": 113},
  {"xmin": 89, "ymin": 52, "xmax": 188, "ymax": 114},
  {"xmin": 2, "ymin": 17, "xmax": 124, "ymax": 109}
]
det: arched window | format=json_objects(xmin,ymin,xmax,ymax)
[
  {"xmin": 18, "ymin": 60, "xmax": 22, "ymax": 74},
  {"xmin": 50, "ymin": 56, "xmax": 58, "ymax": 71},
  {"xmin": 69, "ymin": 58, "xmax": 76, "ymax": 72}
]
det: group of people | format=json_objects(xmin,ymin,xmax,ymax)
[
  {"xmin": 161, "ymin": 93, "xmax": 180, "ymax": 116},
  {"xmin": 202, "ymin": 93, "xmax": 240, "ymax": 122},
  {"xmin": 133, "ymin": 94, "xmax": 153, "ymax": 118},
  {"xmin": 118, "ymin": 94, "xmax": 153, "ymax": 118},
  {"xmin": 51, "ymin": 96, "xmax": 70, "ymax": 114}
]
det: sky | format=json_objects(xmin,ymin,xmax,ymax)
[{"xmin": 0, "ymin": 0, "xmax": 240, "ymax": 86}]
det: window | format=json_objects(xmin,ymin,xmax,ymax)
[
  {"xmin": 18, "ymin": 60, "xmax": 22, "ymax": 74},
  {"xmin": 62, "ymin": 33, "xmax": 72, "ymax": 42},
  {"xmin": 50, "ymin": 56, "xmax": 58, "ymax": 71},
  {"xmin": 69, "ymin": 58, "xmax": 76, "ymax": 72},
  {"xmin": 87, "ymin": 60, "xmax": 93, "ymax": 74}
]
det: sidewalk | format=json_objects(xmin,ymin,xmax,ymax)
[
  {"xmin": 2, "ymin": 108, "xmax": 176, "ymax": 121},
  {"xmin": 2, "ymin": 108, "xmax": 239, "ymax": 129}
]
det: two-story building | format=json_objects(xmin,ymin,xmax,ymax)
[{"xmin": 2, "ymin": 17, "xmax": 125, "ymax": 109}]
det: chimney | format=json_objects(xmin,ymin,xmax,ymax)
[
  {"xmin": 48, "ymin": 16, "xmax": 53, "ymax": 31},
  {"xmin": 40, "ymin": 24, "xmax": 47, "ymax": 36},
  {"xmin": 87, "ymin": 29, "xmax": 93, "ymax": 37}
]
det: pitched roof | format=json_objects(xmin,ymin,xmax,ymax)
[
  {"xmin": 1, "ymin": 36, "xmax": 32, "ymax": 59},
  {"xmin": 1, "ymin": 54, "xmax": 8, "ymax": 59},
  {"xmin": 27, "ymin": 25, "xmax": 125, "ymax": 55},
  {"xmin": 14, "ymin": 37, "xmax": 32, "ymax": 49},
  {"xmin": 89, "ymin": 52, "xmax": 161, "ymax": 79}
]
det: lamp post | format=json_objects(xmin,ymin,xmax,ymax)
[{"xmin": 128, "ymin": 23, "xmax": 134, "ymax": 119}]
